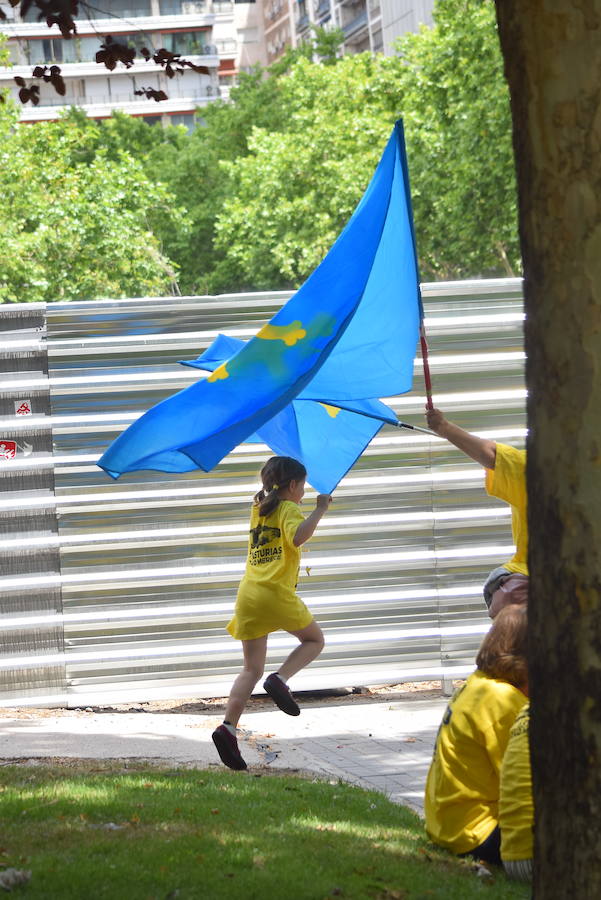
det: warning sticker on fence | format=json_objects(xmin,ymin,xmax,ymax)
[
  {"xmin": 14, "ymin": 400, "xmax": 32, "ymax": 416},
  {"xmin": 0, "ymin": 441, "xmax": 17, "ymax": 460}
]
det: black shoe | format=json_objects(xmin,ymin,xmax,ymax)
[
  {"xmin": 212, "ymin": 724, "xmax": 247, "ymax": 770},
  {"xmin": 263, "ymin": 673, "xmax": 300, "ymax": 716}
]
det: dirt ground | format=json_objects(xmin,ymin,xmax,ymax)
[{"xmin": 0, "ymin": 680, "xmax": 463, "ymax": 720}]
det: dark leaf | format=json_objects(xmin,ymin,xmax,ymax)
[
  {"xmin": 49, "ymin": 64, "xmax": 61, "ymax": 75},
  {"xmin": 140, "ymin": 47, "xmax": 151, "ymax": 59},
  {"xmin": 18, "ymin": 84, "xmax": 40, "ymax": 106},
  {"xmin": 184, "ymin": 62, "xmax": 210, "ymax": 74},
  {"xmin": 96, "ymin": 37, "xmax": 136, "ymax": 70},
  {"xmin": 50, "ymin": 72, "xmax": 66, "ymax": 95},
  {"xmin": 45, "ymin": 9, "xmax": 77, "ymax": 39},
  {"xmin": 0, "ymin": 8, "xmax": 6, "ymax": 19},
  {"xmin": 134, "ymin": 86, "xmax": 168, "ymax": 102},
  {"xmin": 14, "ymin": 76, "xmax": 26, "ymax": 87},
  {"xmin": 32, "ymin": 65, "xmax": 46, "ymax": 77}
]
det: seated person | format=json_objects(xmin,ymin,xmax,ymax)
[
  {"xmin": 425, "ymin": 406, "xmax": 528, "ymax": 617},
  {"xmin": 499, "ymin": 702, "xmax": 533, "ymax": 881},
  {"xmin": 424, "ymin": 605, "xmax": 528, "ymax": 864}
]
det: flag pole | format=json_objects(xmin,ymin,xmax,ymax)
[
  {"xmin": 321, "ymin": 401, "xmax": 437, "ymax": 436},
  {"xmin": 420, "ymin": 323, "xmax": 434, "ymax": 410},
  {"xmin": 394, "ymin": 419, "xmax": 437, "ymax": 436}
]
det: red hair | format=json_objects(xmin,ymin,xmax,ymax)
[{"xmin": 476, "ymin": 604, "xmax": 528, "ymax": 689}]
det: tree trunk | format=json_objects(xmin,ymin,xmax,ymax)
[{"xmin": 494, "ymin": 2, "xmax": 601, "ymax": 895}]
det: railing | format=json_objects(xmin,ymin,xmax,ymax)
[
  {"xmin": 314, "ymin": 0, "xmax": 331, "ymax": 18},
  {"xmin": 19, "ymin": 44, "xmax": 219, "ymax": 67},
  {"xmin": 14, "ymin": 88, "xmax": 217, "ymax": 108},
  {"xmin": 0, "ymin": 279, "xmax": 526, "ymax": 707},
  {"xmin": 160, "ymin": 0, "xmax": 208, "ymax": 13},
  {"xmin": 214, "ymin": 38, "xmax": 237, "ymax": 52},
  {"xmin": 342, "ymin": 9, "xmax": 367, "ymax": 36}
]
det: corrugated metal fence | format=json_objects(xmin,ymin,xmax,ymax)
[{"xmin": 0, "ymin": 278, "xmax": 525, "ymax": 707}]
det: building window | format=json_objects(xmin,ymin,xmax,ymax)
[
  {"xmin": 22, "ymin": 0, "xmax": 152, "ymax": 17},
  {"xmin": 169, "ymin": 112, "xmax": 196, "ymax": 131},
  {"xmin": 160, "ymin": 31, "xmax": 209, "ymax": 55},
  {"xmin": 27, "ymin": 37, "xmax": 78, "ymax": 65},
  {"xmin": 159, "ymin": 0, "xmax": 208, "ymax": 14},
  {"xmin": 89, "ymin": 0, "xmax": 152, "ymax": 17}
]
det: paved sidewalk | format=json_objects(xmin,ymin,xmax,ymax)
[{"xmin": 0, "ymin": 690, "xmax": 448, "ymax": 814}]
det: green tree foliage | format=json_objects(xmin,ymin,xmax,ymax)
[
  {"xmin": 212, "ymin": 0, "xmax": 519, "ymax": 289},
  {"xmin": 214, "ymin": 55, "xmax": 400, "ymax": 289},
  {"xmin": 1, "ymin": 3, "xmax": 518, "ymax": 300},
  {"xmin": 0, "ymin": 113, "xmax": 182, "ymax": 303},
  {"xmin": 0, "ymin": 32, "xmax": 17, "ymax": 127},
  {"xmin": 398, "ymin": 0, "xmax": 519, "ymax": 279}
]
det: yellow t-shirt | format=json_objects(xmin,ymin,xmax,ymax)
[
  {"xmin": 424, "ymin": 670, "xmax": 527, "ymax": 854},
  {"xmin": 227, "ymin": 500, "xmax": 313, "ymax": 640},
  {"xmin": 485, "ymin": 443, "xmax": 528, "ymax": 575},
  {"xmin": 499, "ymin": 703, "xmax": 533, "ymax": 862}
]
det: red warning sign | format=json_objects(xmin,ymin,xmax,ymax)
[
  {"xmin": 14, "ymin": 400, "xmax": 32, "ymax": 416},
  {"xmin": 0, "ymin": 441, "xmax": 17, "ymax": 460}
]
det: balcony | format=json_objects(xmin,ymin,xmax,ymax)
[
  {"xmin": 0, "ymin": 54, "xmax": 218, "ymax": 85},
  {"xmin": 21, "ymin": 86, "xmax": 217, "ymax": 107},
  {"xmin": 342, "ymin": 9, "xmax": 367, "ymax": 38},
  {"xmin": 21, "ymin": 0, "xmax": 152, "ymax": 18},
  {"xmin": 314, "ymin": 0, "xmax": 330, "ymax": 20},
  {"xmin": 5, "ymin": 35, "xmax": 218, "ymax": 70},
  {"xmin": 2, "ymin": 11, "xmax": 216, "ymax": 41},
  {"xmin": 15, "ymin": 87, "xmax": 219, "ymax": 121},
  {"xmin": 160, "ymin": 0, "xmax": 208, "ymax": 12},
  {"xmin": 214, "ymin": 37, "xmax": 237, "ymax": 53}
]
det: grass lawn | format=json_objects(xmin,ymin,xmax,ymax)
[{"xmin": 0, "ymin": 761, "xmax": 530, "ymax": 900}]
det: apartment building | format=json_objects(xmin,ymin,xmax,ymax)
[
  {"xmin": 0, "ymin": 0, "xmax": 265, "ymax": 126},
  {"xmin": 262, "ymin": 0, "xmax": 434, "ymax": 64}
]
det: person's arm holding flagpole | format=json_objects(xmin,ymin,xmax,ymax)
[{"xmin": 425, "ymin": 407, "xmax": 497, "ymax": 470}]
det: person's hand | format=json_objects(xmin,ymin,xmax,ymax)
[
  {"xmin": 316, "ymin": 494, "xmax": 332, "ymax": 511},
  {"xmin": 425, "ymin": 407, "xmax": 447, "ymax": 435}
]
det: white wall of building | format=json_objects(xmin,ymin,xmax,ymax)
[{"xmin": 380, "ymin": 0, "xmax": 434, "ymax": 54}]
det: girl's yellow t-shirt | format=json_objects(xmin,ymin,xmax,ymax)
[
  {"xmin": 424, "ymin": 670, "xmax": 527, "ymax": 854},
  {"xmin": 227, "ymin": 500, "xmax": 313, "ymax": 640}
]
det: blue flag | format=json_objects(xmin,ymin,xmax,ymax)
[
  {"xmin": 180, "ymin": 335, "xmax": 398, "ymax": 493},
  {"xmin": 98, "ymin": 120, "xmax": 421, "ymax": 487}
]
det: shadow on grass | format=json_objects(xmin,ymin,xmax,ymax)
[{"xmin": 0, "ymin": 761, "xmax": 529, "ymax": 900}]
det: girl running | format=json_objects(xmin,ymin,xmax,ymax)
[{"xmin": 212, "ymin": 455, "xmax": 331, "ymax": 770}]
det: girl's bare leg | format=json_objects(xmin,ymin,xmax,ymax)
[
  {"xmin": 224, "ymin": 635, "xmax": 268, "ymax": 726},
  {"xmin": 278, "ymin": 620, "xmax": 325, "ymax": 682}
]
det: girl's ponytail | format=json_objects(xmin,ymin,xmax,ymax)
[{"xmin": 254, "ymin": 456, "xmax": 307, "ymax": 517}]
